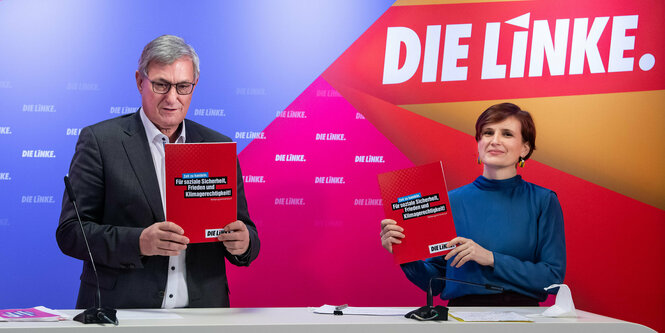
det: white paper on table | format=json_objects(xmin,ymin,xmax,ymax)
[
  {"xmin": 449, "ymin": 311, "xmax": 533, "ymax": 322},
  {"xmin": 310, "ymin": 305, "xmax": 408, "ymax": 316},
  {"xmin": 116, "ymin": 309, "xmax": 183, "ymax": 320}
]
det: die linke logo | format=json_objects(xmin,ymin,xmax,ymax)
[
  {"xmin": 205, "ymin": 228, "xmax": 227, "ymax": 238},
  {"xmin": 383, "ymin": 13, "xmax": 651, "ymax": 85},
  {"xmin": 274, "ymin": 197, "xmax": 305, "ymax": 206},
  {"xmin": 22, "ymin": 150, "xmax": 56, "ymax": 158},
  {"xmin": 110, "ymin": 106, "xmax": 138, "ymax": 114},
  {"xmin": 194, "ymin": 108, "xmax": 226, "ymax": 117},
  {"xmin": 315, "ymin": 133, "xmax": 346, "ymax": 141},
  {"xmin": 355, "ymin": 155, "xmax": 385, "ymax": 163},
  {"xmin": 0, "ymin": 127, "xmax": 11, "ymax": 134},
  {"xmin": 66, "ymin": 128, "xmax": 82, "ymax": 136},
  {"xmin": 276, "ymin": 110, "xmax": 307, "ymax": 119},
  {"xmin": 315, "ymin": 89, "xmax": 342, "ymax": 97},
  {"xmin": 354, "ymin": 198, "xmax": 382, "ymax": 206},
  {"xmin": 243, "ymin": 175, "xmax": 266, "ymax": 183},
  {"xmin": 66, "ymin": 82, "xmax": 99, "ymax": 91},
  {"xmin": 21, "ymin": 195, "xmax": 55, "ymax": 204},
  {"xmin": 22, "ymin": 104, "xmax": 56, "ymax": 112},
  {"xmin": 275, "ymin": 154, "xmax": 306, "ymax": 162},
  {"xmin": 314, "ymin": 176, "xmax": 345, "ymax": 184},
  {"xmin": 235, "ymin": 131, "xmax": 266, "ymax": 140}
]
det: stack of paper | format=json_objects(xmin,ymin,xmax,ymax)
[
  {"xmin": 449, "ymin": 311, "xmax": 532, "ymax": 322},
  {"xmin": 310, "ymin": 305, "xmax": 407, "ymax": 316},
  {"xmin": 0, "ymin": 306, "xmax": 69, "ymax": 322}
]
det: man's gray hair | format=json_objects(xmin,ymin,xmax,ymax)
[{"xmin": 138, "ymin": 35, "xmax": 200, "ymax": 81}]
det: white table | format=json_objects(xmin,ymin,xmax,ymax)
[{"xmin": 0, "ymin": 307, "xmax": 656, "ymax": 333}]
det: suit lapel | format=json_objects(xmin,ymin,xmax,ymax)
[
  {"xmin": 122, "ymin": 111, "xmax": 165, "ymax": 221},
  {"xmin": 184, "ymin": 119, "xmax": 204, "ymax": 143}
]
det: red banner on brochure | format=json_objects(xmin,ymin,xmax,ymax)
[
  {"xmin": 165, "ymin": 143, "xmax": 237, "ymax": 244},
  {"xmin": 378, "ymin": 161, "xmax": 456, "ymax": 264}
]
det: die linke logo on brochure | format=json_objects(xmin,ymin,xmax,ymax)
[{"xmin": 334, "ymin": 1, "xmax": 664, "ymax": 103}]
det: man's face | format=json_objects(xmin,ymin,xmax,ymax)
[{"xmin": 135, "ymin": 56, "xmax": 197, "ymax": 135}]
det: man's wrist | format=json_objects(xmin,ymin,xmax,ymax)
[{"xmin": 233, "ymin": 244, "xmax": 251, "ymax": 263}]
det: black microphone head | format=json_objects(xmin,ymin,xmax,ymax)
[{"xmin": 64, "ymin": 175, "xmax": 76, "ymax": 202}]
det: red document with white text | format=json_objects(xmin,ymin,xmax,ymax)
[
  {"xmin": 377, "ymin": 161, "xmax": 457, "ymax": 264},
  {"xmin": 165, "ymin": 142, "xmax": 237, "ymax": 244}
]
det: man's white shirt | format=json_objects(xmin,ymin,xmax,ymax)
[{"xmin": 140, "ymin": 108, "xmax": 188, "ymax": 308}]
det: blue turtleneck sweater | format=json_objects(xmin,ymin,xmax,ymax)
[{"xmin": 401, "ymin": 175, "xmax": 566, "ymax": 301}]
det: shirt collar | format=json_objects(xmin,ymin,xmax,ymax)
[
  {"xmin": 139, "ymin": 107, "xmax": 186, "ymax": 144},
  {"xmin": 473, "ymin": 175, "xmax": 523, "ymax": 191}
]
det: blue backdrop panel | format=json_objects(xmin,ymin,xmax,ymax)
[{"xmin": 0, "ymin": 0, "xmax": 394, "ymax": 308}]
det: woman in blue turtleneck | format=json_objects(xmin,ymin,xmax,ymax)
[{"xmin": 380, "ymin": 103, "xmax": 566, "ymax": 306}]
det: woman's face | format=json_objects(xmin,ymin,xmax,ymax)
[{"xmin": 478, "ymin": 116, "xmax": 530, "ymax": 172}]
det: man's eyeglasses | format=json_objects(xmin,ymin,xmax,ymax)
[{"xmin": 147, "ymin": 79, "xmax": 196, "ymax": 95}]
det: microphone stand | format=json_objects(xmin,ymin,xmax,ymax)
[
  {"xmin": 64, "ymin": 176, "xmax": 118, "ymax": 325},
  {"xmin": 405, "ymin": 276, "xmax": 504, "ymax": 321}
]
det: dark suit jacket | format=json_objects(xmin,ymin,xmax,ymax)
[{"xmin": 56, "ymin": 111, "xmax": 260, "ymax": 309}]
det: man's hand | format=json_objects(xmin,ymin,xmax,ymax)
[
  {"xmin": 217, "ymin": 220, "xmax": 250, "ymax": 255},
  {"xmin": 139, "ymin": 221, "xmax": 189, "ymax": 256}
]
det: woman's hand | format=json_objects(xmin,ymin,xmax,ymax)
[
  {"xmin": 380, "ymin": 219, "xmax": 405, "ymax": 253},
  {"xmin": 444, "ymin": 237, "xmax": 494, "ymax": 268}
]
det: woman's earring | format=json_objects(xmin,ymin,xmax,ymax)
[
  {"xmin": 518, "ymin": 156, "xmax": 525, "ymax": 168},
  {"xmin": 477, "ymin": 157, "xmax": 482, "ymax": 165}
]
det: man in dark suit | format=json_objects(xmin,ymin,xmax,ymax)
[{"xmin": 56, "ymin": 35, "xmax": 260, "ymax": 309}]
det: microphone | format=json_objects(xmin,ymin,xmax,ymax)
[
  {"xmin": 405, "ymin": 276, "xmax": 504, "ymax": 321},
  {"xmin": 64, "ymin": 176, "xmax": 118, "ymax": 325}
]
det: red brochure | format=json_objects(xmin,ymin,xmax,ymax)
[
  {"xmin": 165, "ymin": 142, "xmax": 237, "ymax": 243},
  {"xmin": 378, "ymin": 161, "xmax": 456, "ymax": 264}
]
